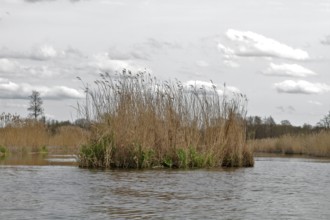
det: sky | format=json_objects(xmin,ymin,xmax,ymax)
[{"xmin": 0, "ymin": 0, "xmax": 330, "ymax": 125}]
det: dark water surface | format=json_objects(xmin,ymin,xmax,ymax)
[{"xmin": 0, "ymin": 157, "xmax": 329, "ymax": 219}]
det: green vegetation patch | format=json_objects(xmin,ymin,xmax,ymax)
[{"xmin": 0, "ymin": 145, "xmax": 7, "ymax": 157}]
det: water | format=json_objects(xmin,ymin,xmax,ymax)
[{"xmin": 0, "ymin": 156, "xmax": 329, "ymax": 219}]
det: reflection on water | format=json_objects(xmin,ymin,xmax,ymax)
[
  {"xmin": 0, "ymin": 154, "xmax": 78, "ymax": 166},
  {"xmin": 0, "ymin": 157, "xmax": 329, "ymax": 219}
]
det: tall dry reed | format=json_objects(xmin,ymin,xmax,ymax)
[
  {"xmin": 0, "ymin": 120, "xmax": 89, "ymax": 154},
  {"xmin": 249, "ymin": 131, "xmax": 330, "ymax": 157},
  {"xmin": 78, "ymin": 71, "xmax": 254, "ymax": 168}
]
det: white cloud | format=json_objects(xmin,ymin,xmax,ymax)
[
  {"xmin": 90, "ymin": 52, "xmax": 145, "ymax": 73},
  {"xmin": 308, "ymin": 100, "xmax": 323, "ymax": 106},
  {"xmin": 42, "ymin": 86, "xmax": 84, "ymax": 99},
  {"xmin": 274, "ymin": 80, "xmax": 330, "ymax": 94},
  {"xmin": 0, "ymin": 78, "xmax": 84, "ymax": 99},
  {"xmin": 226, "ymin": 85, "xmax": 241, "ymax": 94},
  {"xmin": 91, "ymin": 53, "xmax": 129, "ymax": 72},
  {"xmin": 217, "ymin": 43, "xmax": 235, "ymax": 58},
  {"xmin": 183, "ymin": 80, "xmax": 240, "ymax": 96},
  {"xmin": 217, "ymin": 43, "xmax": 239, "ymax": 68},
  {"xmin": 184, "ymin": 80, "xmax": 215, "ymax": 89},
  {"xmin": 31, "ymin": 45, "xmax": 58, "ymax": 60},
  {"xmin": 224, "ymin": 29, "xmax": 309, "ymax": 60},
  {"xmin": 262, "ymin": 63, "xmax": 316, "ymax": 77}
]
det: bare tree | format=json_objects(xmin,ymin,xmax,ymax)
[
  {"xmin": 27, "ymin": 90, "xmax": 44, "ymax": 120},
  {"xmin": 318, "ymin": 111, "xmax": 330, "ymax": 129}
]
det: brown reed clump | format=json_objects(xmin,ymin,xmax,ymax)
[
  {"xmin": 78, "ymin": 70, "xmax": 254, "ymax": 168},
  {"xmin": 0, "ymin": 119, "xmax": 90, "ymax": 154},
  {"xmin": 0, "ymin": 120, "xmax": 49, "ymax": 153},
  {"xmin": 249, "ymin": 131, "xmax": 330, "ymax": 157}
]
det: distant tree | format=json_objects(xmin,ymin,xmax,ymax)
[
  {"xmin": 281, "ymin": 120, "xmax": 291, "ymax": 126},
  {"xmin": 27, "ymin": 90, "xmax": 44, "ymax": 120},
  {"xmin": 264, "ymin": 116, "xmax": 276, "ymax": 125},
  {"xmin": 318, "ymin": 111, "xmax": 330, "ymax": 129},
  {"xmin": 253, "ymin": 116, "xmax": 262, "ymax": 125},
  {"xmin": 75, "ymin": 118, "xmax": 90, "ymax": 128},
  {"xmin": 302, "ymin": 123, "xmax": 312, "ymax": 130}
]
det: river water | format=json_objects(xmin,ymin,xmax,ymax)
[{"xmin": 0, "ymin": 156, "xmax": 329, "ymax": 219}]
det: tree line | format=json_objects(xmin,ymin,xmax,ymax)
[
  {"xmin": 2, "ymin": 90, "xmax": 330, "ymax": 140},
  {"xmin": 246, "ymin": 114, "xmax": 330, "ymax": 140}
]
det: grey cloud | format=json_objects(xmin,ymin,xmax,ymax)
[
  {"xmin": 276, "ymin": 105, "xmax": 295, "ymax": 114},
  {"xmin": 321, "ymin": 35, "xmax": 330, "ymax": 45}
]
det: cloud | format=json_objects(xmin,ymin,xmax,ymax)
[
  {"xmin": 32, "ymin": 45, "xmax": 58, "ymax": 60},
  {"xmin": 262, "ymin": 63, "xmax": 316, "ymax": 77},
  {"xmin": 0, "ymin": 45, "xmax": 82, "ymax": 61},
  {"xmin": 277, "ymin": 105, "xmax": 295, "ymax": 114},
  {"xmin": 308, "ymin": 100, "xmax": 323, "ymax": 106},
  {"xmin": 90, "ymin": 53, "xmax": 130, "ymax": 72},
  {"xmin": 0, "ymin": 58, "xmax": 19, "ymax": 73},
  {"xmin": 195, "ymin": 60, "xmax": 209, "ymax": 67},
  {"xmin": 24, "ymin": 0, "xmax": 83, "ymax": 3},
  {"xmin": 145, "ymin": 38, "xmax": 182, "ymax": 50},
  {"xmin": 24, "ymin": 65, "xmax": 56, "ymax": 78},
  {"xmin": 223, "ymin": 60, "xmax": 239, "ymax": 68},
  {"xmin": 0, "ymin": 58, "xmax": 60, "ymax": 78},
  {"xmin": 0, "ymin": 45, "xmax": 58, "ymax": 60},
  {"xmin": 217, "ymin": 43, "xmax": 239, "ymax": 68},
  {"xmin": 89, "ymin": 52, "xmax": 146, "ymax": 73},
  {"xmin": 0, "ymin": 78, "xmax": 84, "ymax": 99},
  {"xmin": 274, "ymin": 80, "xmax": 330, "ymax": 94},
  {"xmin": 183, "ymin": 80, "xmax": 241, "ymax": 96},
  {"xmin": 107, "ymin": 46, "xmax": 149, "ymax": 60},
  {"xmin": 321, "ymin": 35, "xmax": 330, "ymax": 45},
  {"xmin": 223, "ymin": 29, "xmax": 309, "ymax": 60}
]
